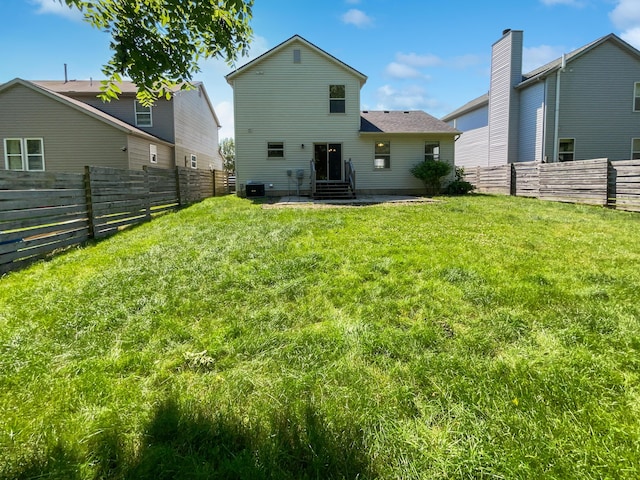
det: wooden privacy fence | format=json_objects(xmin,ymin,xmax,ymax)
[
  {"xmin": 464, "ymin": 158, "xmax": 640, "ymax": 212},
  {"xmin": 0, "ymin": 166, "xmax": 231, "ymax": 275}
]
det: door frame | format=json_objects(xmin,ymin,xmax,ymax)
[{"xmin": 313, "ymin": 142, "xmax": 343, "ymax": 182}]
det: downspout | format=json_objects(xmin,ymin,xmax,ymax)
[{"xmin": 552, "ymin": 54, "xmax": 566, "ymax": 162}]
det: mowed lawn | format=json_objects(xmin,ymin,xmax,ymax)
[{"xmin": 1, "ymin": 195, "xmax": 639, "ymax": 479}]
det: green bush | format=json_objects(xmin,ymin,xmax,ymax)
[
  {"xmin": 445, "ymin": 180, "xmax": 475, "ymax": 195},
  {"xmin": 410, "ymin": 160, "xmax": 452, "ymax": 195}
]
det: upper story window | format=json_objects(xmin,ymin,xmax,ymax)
[
  {"xmin": 374, "ymin": 141, "xmax": 390, "ymax": 169},
  {"xmin": 425, "ymin": 142, "xmax": 440, "ymax": 161},
  {"xmin": 634, "ymin": 82, "xmax": 640, "ymax": 111},
  {"xmin": 135, "ymin": 100, "xmax": 153, "ymax": 127},
  {"xmin": 267, "ymin": 141, "xmax": 285, "ymax": 159},
  {"xmin": 632, "ymin": 139, "xmax": 640, "ymax": 159},
  {"xmin": 4, "ymin": 138, "xmax": 45, "ymax": 171},
  {"xmin": 329, "ymin": 85, "xmax": 346, "ymax": 113},
  {"xmin": 558, "ymin": 138, "xmax": 575, "ymax": 162}
]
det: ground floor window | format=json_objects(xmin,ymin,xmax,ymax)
[
  {"xmin": 149, "ymin": 144, "xmax": 158, "ymax": 164},
  {"xmin": 267, "ymin": 142, "xmax": 285, "ymax": 159},
  {"xmin": 190, "ymin": 154, "xmax": 197, "ymax": 169},
  {"xmin": 558, "ymin": 138, "xmax": 575, "ymax": 162},
  {"xmin": 374, "ymin": 141, "xmax": 390, "ymax": 169},
  {"xmin": 632, "ymin": 138, "xmax": 640, "ymax": 160},
  {"xmin": 425, "ymin": 141, "xmax": 440, "ymax": 161},
  {"xmin": 3, "ymin": 138, "xmax": 45, "ymax": 171}
]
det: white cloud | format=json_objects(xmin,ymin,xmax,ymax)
[
  {"xmin": 396, "ymin": 53, "xmax": 443, "ymax": 68},
  {"xmin": 523, "ymin": 45, "xmax": 565, "ymax": 72},
  {"xmin": 215, "ymin": 101, "xmax": 235, "ymax": 141},
  {"xmin": 31, "ymin": 0, "xmax": 83, "ymax": 20},
  {"xmin": 540, "ymin": 0, "xmax": 583, "ymax": 6},
  {"xmin": 341, "ymin": 9, "xmax": 373, "ymax": 28},
  {"xmin": 449, "ymin": 54, "xmax": 482, "ymax": 69},
  {"xmin": 375, "ymin": 84, "xmax": 440, "ymax": 111},
  {"xmin": 621, "ymin": 27, "xmax": 640, "ymax": 49},
  {"xmin": 385, "ymin": 62, "xmax": 427, "ymax": 79},
  {"xmin": 345, "ymin": 0, "xmax": 361, "ymax": 4},
  {"xmin": 609, "ymin": 0, "xmax": 640, "ymax": 49}
]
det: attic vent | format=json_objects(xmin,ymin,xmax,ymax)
[
  {"xmin": 362, "ymin": 110, "xmax": 369, "ymax": 113},
  {"xmin": 293, "ymin": 49, "xmax": 301, "ymax": 64}
]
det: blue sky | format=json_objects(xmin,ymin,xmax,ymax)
[{"xmin": 2, "ymin": 0, "xmax": 640, "ymax": 139}]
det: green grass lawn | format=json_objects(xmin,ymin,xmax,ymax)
[{"xmin": 1, "ymin": 195, "xmax": 639, "ymax": 479}]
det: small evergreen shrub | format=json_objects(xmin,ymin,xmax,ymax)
[{"xmin": 410, "ymin": 160, "xmax": 452, "ymax": 196}]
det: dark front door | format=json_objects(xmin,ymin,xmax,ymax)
[{"xmin": 314, "ymin": 143, "xmax": 342, "ymax": 181}]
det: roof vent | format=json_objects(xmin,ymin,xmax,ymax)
[
  {"xmin": 383, "ymin": 110, "xmax": 389, "ymax": 113},
  {"xmin": 502, "ymin": 28, "xmax": 511, "ymax": 36},
  {"xmin": 403, "ymin": 111, "xmax": 410, "ymax": 114},
  {"xmin": 362, "ymin": 110, "xmax": 369, "ymax": 113}
]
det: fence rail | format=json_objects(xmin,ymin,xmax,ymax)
[
  {"xmin": 464, "ymin": 158, "xmax": 640, "ymax": 212},
  {"xmin": 1, "ymin": 166, "xmax": 231, "ymax": 275}
]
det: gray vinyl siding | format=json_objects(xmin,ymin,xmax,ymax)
[
  {"xmin": 488, "ymin": 30, "xmax": 522, "ymax": 166},
  {"xmin": 453, "ymin": 105, "xmax": 488, "ymax": 131},
  {"xmin": 553, "ymin": 41, "xmax": 640, "ymax": 161},
  {"xmin": 455, "ymin": 126, "xmax": 489, "ymax": 168},
  {"xmin": 518, "ymin": 82, "xmax": 545, "ymax": 162},
  {"xmin": 0, "ymin": 83, "xmax": 129, "ymax": 173},
  {"xmin": 127, "ymin": 136, "xmax": 174, "ymax": 170},
  {"xmin": 173, "ymin": 86, "xmax": 223, "ymax": 171},
  {"xmin": 67, "ymin": 93, "xmax": 175, "ymax": 143}
]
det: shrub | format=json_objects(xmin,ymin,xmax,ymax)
[
  {"xmin": 445, "ymin": 180, "xmax": 475, "ymax": 195},
  {"xmin": 410, "ymin": 160, "xmax": 452, "ymax": 196}
]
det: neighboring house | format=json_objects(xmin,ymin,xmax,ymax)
[
  {"xmin": 0, "ymin": 78, "xmax": 222, "ymax": 173},
  {"xmin": 442, "ymin": 30, "xmax": 640, "ymax": 168},
  {"xmin": 226, "ymin": 35, "xmax": 459, "ymax": 197}
]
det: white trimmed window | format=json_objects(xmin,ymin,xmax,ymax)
[
  {"xmin": 374, "ymin": 141, "xmax": 390, "ymax": 169},
  {"xmin": 634, "ymin": 82, "xmax": 640, "ymax": 111},
  {"xmin": 149, "ymin": 144, "xmax": 158, "ymax": 164},
  {"xmin": 558, "ymin": 138, "xmax": 575, "ymax": 162},
  {"xmin": 4, "ymin": 138, "xmax": 45, "ymax": 171},
  {"xmin": 190, "ymin": 154, "xmax": 197, "ymax": 169},
  {"xmin": 329, "ymin": 85, "xmax": 346, "ymax": 113},
  {"xmin": 425, "ymin": 141, "xmax": 440, "ymax": 161},
  {"xmin": 632, "ymin": 138, "xmax": 640, "ymax": 159},
  {"xmin": 135, "ymin": 101, "xmax": 152, "ymax": 127},
  {"xmin": 267, "ymin": 141, "xmax": 285, "ymax": 159}
]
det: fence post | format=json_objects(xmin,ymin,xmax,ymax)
[
  {"xmin": 84, "ymin": 166, "xmax": 96, "ymax": 239},
  {"xmin": 510, "ymin": 163, "xmax": 515, "ymax": 196},
  {"xmin": 176, "ymin": 166, "xmax": 184, "ymax": 206},
  {"xmin": 213, "ymin": 170, "xmax": 217, "ymax": 197}
]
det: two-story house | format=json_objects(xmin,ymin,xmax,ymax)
[
  {"xmin": 226, "ymin": 35, "xmax": 459, "ymax": 198},
  {"xmin": 442, "ymin": 30, "xmax": 640, "ymax": 168},
  {"xmin": 0, "ymin": 78, "xmax": 222, "ymax": 173}
]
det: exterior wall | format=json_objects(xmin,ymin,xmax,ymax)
[
  {"xmin": 0, "ymin": 84, "xmax": 129, "ymax": 173},
  {"xmin": 353, "ymin": 134, "xmax": 455, "ymax": 194},
  {"xmin": 127, "ymin": 136, "xmax": 174, "ymax": 171},
  {"xmin": 230, "ymin": 39, "xmax": 363, "ymax": 194},
  {"xmin": 553, "ymin": 41, "xmax": 640, "ymax": 161},
  {"xmin": 173, "ymin": 85, "xmax": 223, "ymax": 171},
  {"xmin": 518, "ymin": 81, "xmax": 545, "ymax": 162},
  {"xmin": 455, "ymin": 126, "xmax": 489, "ymax": 168},
  {"xmin": 67, "ymin": 92, "xmax": 175, "ymax": 143},
  {"xmin": 452, "ymin": 105, "xmax": 488, "ymax": 131},
  {"xmin": 488, "ymin": 30, "xmax": 523, "ymax": 166}
]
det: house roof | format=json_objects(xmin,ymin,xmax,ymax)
[
  {"xmin": 34, "ymin": 80, "xmax": 222, "ymax": 129},
  {"xmin": 442, "ymin": 33, "xmax": 640, "ymax": 121},
  {"xmin": 226, "ymin": 34, "xmax": 368, "ymax": 86},
  {"xmin": 360, "ymin": 110, "xmax": 460, "ymax": 134},
  {"xmin": 0, "ymin": 78, "xmax": 173, "ymax": 146}
]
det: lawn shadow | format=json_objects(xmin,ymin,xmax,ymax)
[{"xmin": 7, "ymin": 398, "xmax": 373, "ymax": 480}]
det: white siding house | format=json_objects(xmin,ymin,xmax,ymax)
[
  {"xmin": 443, "ymin": 30, "xmax": 640, "ymax": 167},
  {"xmin": 226, "ymin": 35, "xmax": 460, "ymax": 197}
]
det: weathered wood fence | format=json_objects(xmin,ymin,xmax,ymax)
[
  {"xmin": 464, "ymin": 158, "xmax": 640, "ymax": 212},
  {"xmin": 0, "ymin": 166, "xmax": 231, "ymax": 275}
]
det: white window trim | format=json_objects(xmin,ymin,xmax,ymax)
[
  {"xmin": 149, "ymin": 144, "xmax": 158, "ymax": 164},
  {"xmin": 558, "ymin": 138, "xmax": 575, "ymax": 162},
  {"xmin": 134, "ymin": 100, "xmax": 153, "ymax": 127},
  {"xmin": 374, "ymin": 140, "xmax": 391, "ymax": 170},
  {"xmin": 425, "ymin": 141, "xmax": 441, "ymax": 162},
  {"xmin": 190, "ymin": 154, "xmax": 197, "ymax": 169},
  {"xmin": 267, "ymin": 141, "xmax": 285, "ymax": 160},
  {"xmin": 3, "ymin": 138, "xmax": 45, "ymax": 171},
  {"xmin": 329, "ymin": 84, "xmax": 346, "ymax": 114},
  {"xmin": 634, "ymin": 82, "xmax": 640, "ymax": 112}
]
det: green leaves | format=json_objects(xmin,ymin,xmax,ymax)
[{"xmin": 60, "ymin": 0, "xmax": 254, "ymax": 106}]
